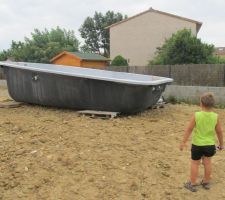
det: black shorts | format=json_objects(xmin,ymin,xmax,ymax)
[{"xmin": 191, "ymin": 144, "xmax": 216, "ymax": 160}]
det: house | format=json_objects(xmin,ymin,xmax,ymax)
[
  {"xmin": 214, "ymin": 47, "xmax": 225, "ymax": 58},
  {"xmin": 107, "ymin": 8, "xmax": 202, "ymax": 66},
  {"xmin": 50, "ymin": 51, "xmax": 109, "ymax": 69}
]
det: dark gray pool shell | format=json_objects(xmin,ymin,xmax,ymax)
[{"xmin": 0, "ymin": 61, "xmax": 173, "ymax": 113}]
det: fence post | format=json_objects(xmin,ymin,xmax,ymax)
[
  {"xmin": 169, "ymin": 65, "xmax": 171, "ymax": 78},
  {"xmin": 224, "ymin": 64, "xmax": 225, "ymax": 86}
]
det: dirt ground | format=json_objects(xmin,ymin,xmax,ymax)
[{"xmin": 0, "ymin": 86, "xmax": 225, "ymax": 200}]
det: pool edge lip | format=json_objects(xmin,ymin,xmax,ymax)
[{"xmin": 0, "ymin": 61, "xmax": 173, "ymax": 86}]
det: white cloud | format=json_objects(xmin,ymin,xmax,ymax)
[{"xmin": 0, "ymin": 0, "xmax": 225, "ymax": 51}]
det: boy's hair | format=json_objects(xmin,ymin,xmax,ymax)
[{"xmin": 200, "ymin": 92, "xmax": 215, "ymax": 108}]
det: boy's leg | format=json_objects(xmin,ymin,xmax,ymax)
[
  {"xmin": 184, "ymin": 144, "xmax": 202, "ymax": 192},
  {"xmin": 202, "ymin": 156, "xmax": 212, "ymax": 183},
  {"xmin": 190, "ymin": 159, "xmax": 201, "ymax": 185}
]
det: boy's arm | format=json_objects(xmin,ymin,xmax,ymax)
[
  {"xmin": 180, "ymin": 115, "xmax": 195, "ymax": 151},
  {"xmin": 215, "ymin": 117, "xmax": 223, "ymax": 149}
]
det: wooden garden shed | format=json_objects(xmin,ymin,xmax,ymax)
[{"xmin": 50, "ymin": 51, "xmax": 109, "ymax": 69}]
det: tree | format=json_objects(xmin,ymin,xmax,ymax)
[
  {"xmin": 0, "ymin": 50, "xmax": 9, "ymax": 61},
  {"xmin": 149, "ymin": 29, "xmax": 216, "ymax": 65},
  {"xmin": 79, "ymin": 11, "xmax": 127, "ymax": 57},
  {"xmin": 0, "ymin": 27, "xmax": 79, "ymax": 63},
  {"xmin": 111, "ymin": 55, "xmax": 128, "ymax": 66}
]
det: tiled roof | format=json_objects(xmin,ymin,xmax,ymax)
[
  {"xmin": 70, "ymin": 52, "xmax": 109, "ymax": 61},
  {"xmin": 214, "ymin": 47, "xmax": 225, "ymax": 56}
]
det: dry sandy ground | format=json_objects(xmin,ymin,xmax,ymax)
[{"xmin": 0, "ymin": 86, "xmax": 225, "ymax": 200}]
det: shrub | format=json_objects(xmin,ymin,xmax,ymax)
[
  {"xmin": 111, "ymin": 55, "xmax": 128, "ymax": 66},
  {"xmin": 166, "ymin": 96, "xmax": 178, "ymax": 104},
  {"xmin": 207, "ymin": 55, "xmax": 225, "ymax": 64},
  {"xmin": 149, "ymin": 29, "xmax": 215, "ymax": 65}
]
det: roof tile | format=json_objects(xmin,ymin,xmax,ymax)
[{"xmin": 70, "ymin": 52, "xmax": 109, "ymax": 61}]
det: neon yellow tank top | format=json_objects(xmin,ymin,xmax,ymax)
[{"xmin": 192, "ymin": 111, "xmax": 218, "ymax": 146}]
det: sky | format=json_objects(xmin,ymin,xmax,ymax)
[{"xmin": 0, "ymin": 0, "xmax": 225, "ymax": 51}]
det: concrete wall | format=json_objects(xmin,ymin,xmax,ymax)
[
  {"xmin": 163, "ymin": 85, "xmax": 225, "ymax": 105},
  {"xmin": 107, "ymin": 64, "xmax": 225, "ymax": 87},
  {"xmin": 110, "ymin": 10, "xmax": 197, "ymax": 66}
]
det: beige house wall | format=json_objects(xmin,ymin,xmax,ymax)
[{"xmin": 110, "ymin": 11, "xmax": 197, "ymax": 66}]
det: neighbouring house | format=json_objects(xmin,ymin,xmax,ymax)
[
  {"xmin": 107, "ymin": 8, "xmax": 202, "ymax": 66},
  {"xmin": 50, "ymin": 51, "xmax": 109, "ymax": 69},
  {"xmin": 214, "ymin": 47, "xmax": 225, "ymax": 58}
]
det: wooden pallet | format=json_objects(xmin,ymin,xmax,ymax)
[
  {"xmin": 77, "ymin": 110, "xmax": 120, "ymax": 119},
  {"xmin": 151, "ymin": 96, "xmax": 166, "ymax": 109},
  {"xmin": 152, "ymin": 102, "xmax": 165, "ymax": 109},
  {"xmin": 0, "ymin": 100, "xmax": 23, "ymax": 108}
]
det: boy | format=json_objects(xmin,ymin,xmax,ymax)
[{"xmin": 180, "ymin": 92, "xmax": 223, "ymax": 192}]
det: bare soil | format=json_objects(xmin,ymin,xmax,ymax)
[{"xmin": 0, "ymin": 87, "xmax": 225, "ymax": 200}]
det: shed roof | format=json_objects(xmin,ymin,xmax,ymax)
[
  {"xmin": 106, "ymin": 8, "xmax": 202, "ymax": 33},
  {"xmin": 70, "ymin": 52, "xmax": 109, "ymax": 61},
  {"xmin": 50, "ymin": 51, "xmax": 109, "ymax": 62}
]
